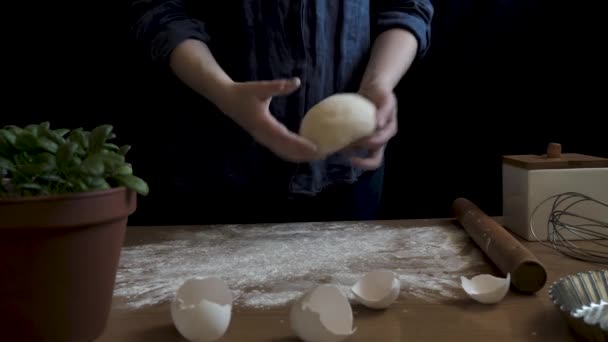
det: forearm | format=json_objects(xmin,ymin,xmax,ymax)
[
  {"xmin": 360, "ymin": 28, "xmax": 418, "ymax": 91},
  {"xmin": 169, "ymin": 39, "xmax": 233, "ymax": 109}
]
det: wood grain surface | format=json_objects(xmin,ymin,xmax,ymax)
[{"xmin": 97, "ymin": 219, "xmax": 601, "ymax": 342}]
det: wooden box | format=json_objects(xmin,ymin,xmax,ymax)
[{"xmin": 502, "ymin": 143, "xmax": 608, "ymax": 241}]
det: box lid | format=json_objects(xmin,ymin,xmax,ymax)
[{"xmin": 503, "ymin": 143, "xmax": 608, "ymax": 170}]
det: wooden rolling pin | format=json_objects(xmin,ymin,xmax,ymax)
[{"xmin": 453, "ymin": 197, "xmax": 547, "ymax": 293}]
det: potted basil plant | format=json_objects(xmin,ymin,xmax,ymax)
[{"xmin": 0, "ymin": 122, "xmax": 149, "ymax": 342}]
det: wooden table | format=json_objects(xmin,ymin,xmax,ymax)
[{"xmin": 97, "ymin": 219, "xmax": 600, "ymax": 341}]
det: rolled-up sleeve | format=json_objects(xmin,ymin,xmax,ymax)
[
  {"xmin": 371, "ymin": 0, "xmax": 434, "ymax": 57},
  {"xmin": 128, "ymin": 0, "xmax": 211, "ymax": 65}
]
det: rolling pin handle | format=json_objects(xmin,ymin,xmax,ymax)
[{"xmin": 547, "ymin": 142, "xmax": 562, "ymax": 158}]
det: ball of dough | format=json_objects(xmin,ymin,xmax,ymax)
[{"xmin": 299, "ymin": 93, "xmax": 376, "ymax": 158}]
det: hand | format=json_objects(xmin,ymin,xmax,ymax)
[
  {"xmin": 350, "ymin": 85, "xmax": 398, "ymax": 170},
  {"xmin": 216, "ymin": 77, "xmax": 319, "ymax": 163}
]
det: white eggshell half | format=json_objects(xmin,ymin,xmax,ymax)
[
  {"xmin": 351, "ymin": 270, "xmax": 401, "ymax": 309},
  {"xmin": 170, "ymin": 277, "xmax": 233, "ymax": 342},
  {"xmin": 290, "ymin": 284, "xmax": 356, "ymax": 342},
  {"xmin": 461, "ymin": 273, "xmax": 511, "ymax": 304}
]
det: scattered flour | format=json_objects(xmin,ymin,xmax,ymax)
[{"xmin": 114, "ymin": 222, "xmax": 486, "ymax": 309}]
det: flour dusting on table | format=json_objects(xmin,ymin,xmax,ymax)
[{"xmin": 114, "ymin": 222, "xmax": 486, "ymax": 309}]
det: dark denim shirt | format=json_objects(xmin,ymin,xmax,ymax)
[{"xmin": 129, "ymin": 1, "xmax": 434, "ymax": 196}]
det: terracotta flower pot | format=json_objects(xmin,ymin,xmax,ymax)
[{"xmin": 0, "ymin": 187, "xmax": 136, "ymax": 342}]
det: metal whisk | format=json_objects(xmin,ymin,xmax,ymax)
[{"xmin": 529, "ymin": 192, "xmax": 608, "ymax": 265}]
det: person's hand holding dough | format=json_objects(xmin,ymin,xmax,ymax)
[{"xmin": 351, "ymin": 85, "xmax": 398, "ymax": 169}]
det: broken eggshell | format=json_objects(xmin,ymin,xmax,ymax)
[
  {"xmin": 351, "ymin": 270, "xmax": 401, "ymax": 309},
  {"xmin": 290, "ymin": 284, "xmax": 356, "ymax": 342},
  {"xmin": 461, "ymin": 273, "xmax": 511, "ymax": 304},
  {"xmin": 170, "ymin": 276, "xmax": 233, "ymax": 342}
]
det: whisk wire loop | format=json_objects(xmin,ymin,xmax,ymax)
[{"xmin": 529, "ymin": 192, "xmax": 608, "ymax": 264}]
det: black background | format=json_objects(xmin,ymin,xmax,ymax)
[{"xmin": 4, "ymin": 0, "xmax": 606, "ymax": 224}]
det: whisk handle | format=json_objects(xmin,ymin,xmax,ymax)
[{"xmin": 453, "ymin": 197, "xmax": 548, "ymax": 293}]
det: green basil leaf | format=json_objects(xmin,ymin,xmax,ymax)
[
  {"xmin": 39, "ymin": 126, "xmax": 66, "ymax": 145},
  {"xmin": 0, "ymin": 131, "xmax": 14, "ymax": 157},
  {"xmin": 80, "ymin": 154, "xmax": 105, "ymax": 176},
  {"xmin": 0, "ymin": 156, "xmax": 15, "ymax": 171},
  {"xmin": 89, "ymin": 125, "xmax": 113, "ymax": 154},
  {"xmin": 68, "ymin": 128, "xmax": 89, "ymax": 151},
  {"xmin": 101, "ymin": 150, "xmax": 125, "ymax": 162},
  {"xmin": 14, "ymin": 132, "xmax": 40, "ymax": 152},
  {"xmin": 103, "ymin": 158, "xmax": 125, "ymax": 174},
  {"xmin": 18, "ymin": 153, "xmax": 56, "ymax": 175},
  {"xmin": 18, "ymin": 183, "xmax": 42, "ymax": 190},
  {"xmin": 25, "ymin": 124, "xmax": 40, "ymax": 136},
  {"xmin": 0, "ymin": 129, "xmax": 17, "ymax": 146},
  {"xmin": 4, "ymin": 125, "xmax": 24, "ymax": 136},
  {"xmin": 104, "ymin": 143, "xmax": 120, "ymax": 151},
  {"xmin": 38, "ymin": 174, "xmax": 66, "ymax": 183},
  {"xmin": 85, "ymin": 176, "xmax": 111, "ymax": 190},
  {"xmin": 118, "ymin": 145, "xmax": 131, "ymax": 156},
  {"xmin": 113, "ymin": 164, "xmax": 132, "ymax": 175},
  {"xmin": 113, "ymin": 174, "xmax": 149, "ymax": 196},
  {"xmin": 38, "ymin": 137, "xmax": 58, "ymax": 153},
  {"xmin": 33, "ymin": 152, "xmax": 56, "ymax": 168},
  {"xmin": 14, "ymin": 153, "xmax": 31, "ymax": 167},
  {"xmin": 67, "ymin": 176, "xmax": 88, "ymax": 192},
  {"xmin": 54, "ymin": 128, "xmax": 69, "ymax": 137},
  {"xmin": 57, "ymin": 141, "xmax": 78, "ymax": 170}
]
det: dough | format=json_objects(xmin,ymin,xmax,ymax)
[{"xmin": 299, "ymin": 93, "xmax": 376, "ymax": 158}]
